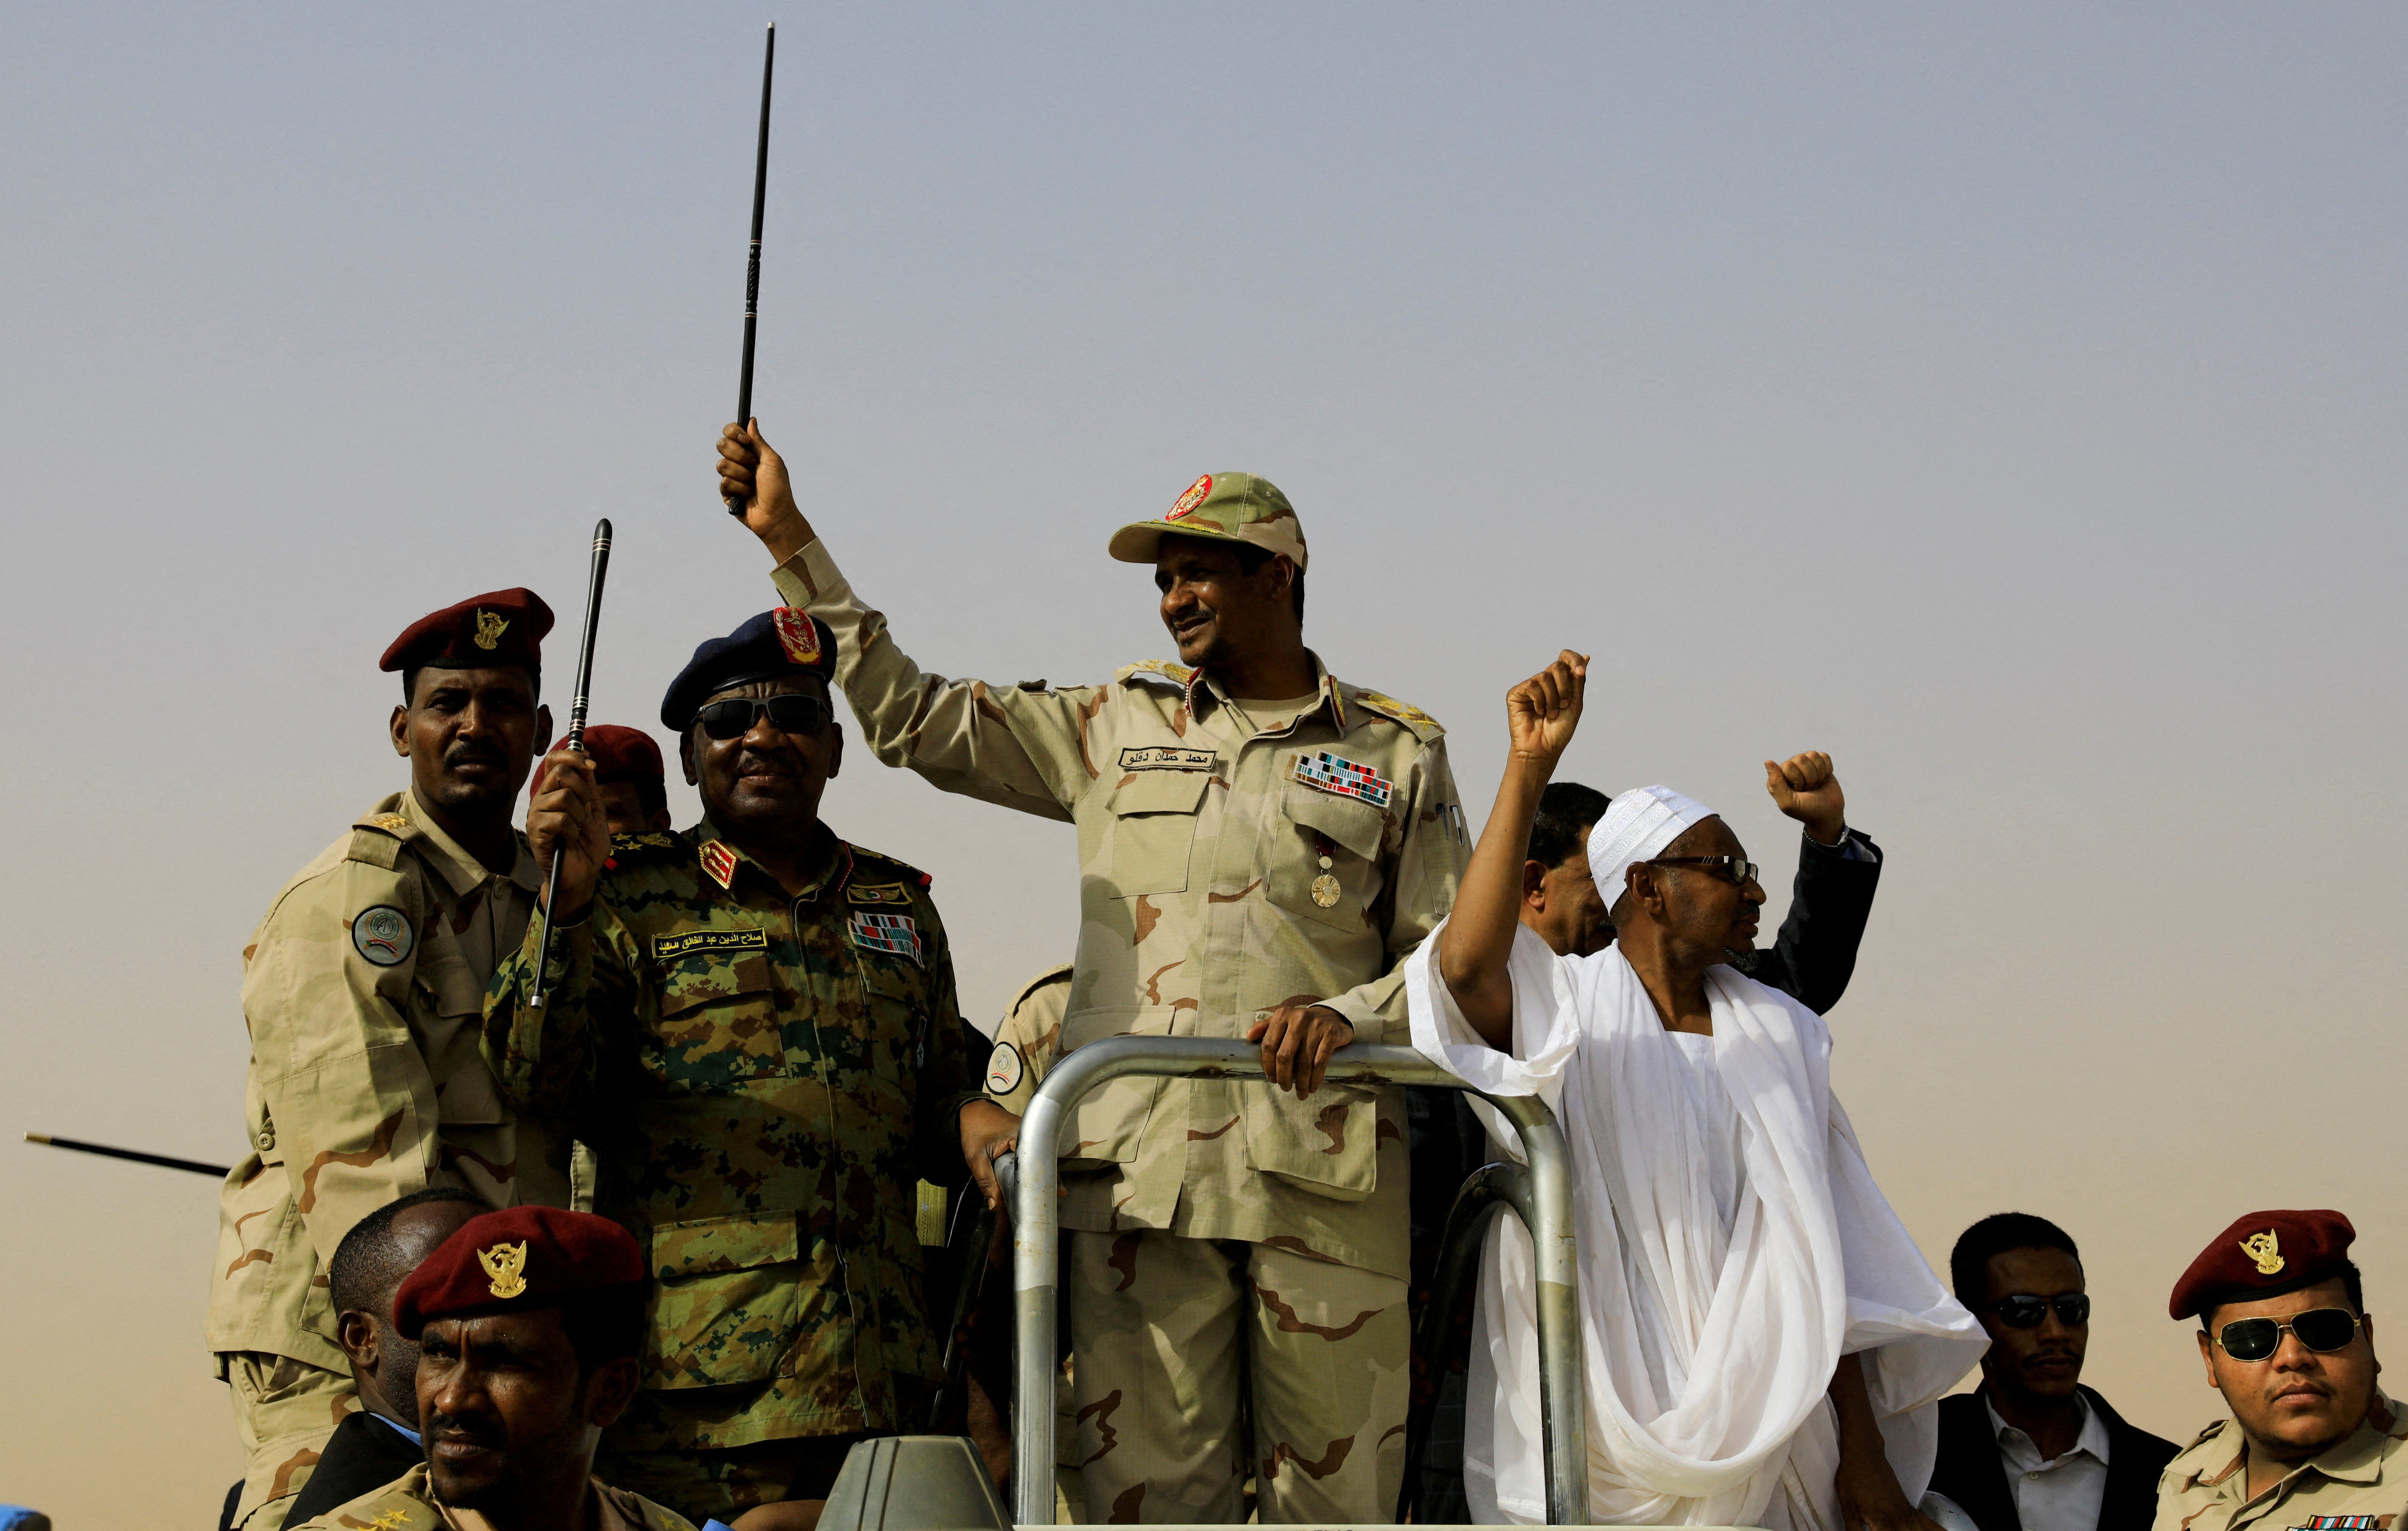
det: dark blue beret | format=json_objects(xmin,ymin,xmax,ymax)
[{"xmin": 659, "ymin": 608, "xmax": 837, "ymax": 730}]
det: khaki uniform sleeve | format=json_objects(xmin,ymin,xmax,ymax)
[
  {"xmin": 482, "ymin": 897, "xmax": 647, "ymax": 1121},
  {"xmin": 1315, "ymin": 736, "xmax": 1467, "ymax": 1045},
  {"xmin": 984, "ymin": 967, "xmax": 1073, "ymax": 1115},
  {"xmin": 242, "ymin": 856, "xmax": 444, "ymax": 1267},
  {"xmin": 771, "ymin": 539, "xmax": 1102, "ymax": 821}
]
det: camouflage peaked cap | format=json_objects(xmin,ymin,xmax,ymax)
[{"xmin": 1107, "ymin": 472, "xmax": 1308, "ymax": 572}]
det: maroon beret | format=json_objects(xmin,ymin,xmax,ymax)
[
  {"xmin": 2169, "ymin": 1208, "xmax": 2356, "ymax": 1321},
  {"xmin": 379, "ymin": 587, "xmax": 555, "ymax": 675},
  {"xmin": 392, "ymin": 1205, "xmax": 644, "ymax": 1339},
  {"xmin": 530, "ymin": 724, "xmax": 667, "ymax": 802}
]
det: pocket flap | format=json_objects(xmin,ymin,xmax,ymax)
[
  {"xmin": 1282, "ymin": 780, "xmax": 1385, "ymax": 861},
  {"xmin": 1110, "ymin": 770, "xmax": 1210, "ymax": 817},
  {"xmin": 659, "ymin": 952, "xmax": 773, "ymax": 1018},
  {"xmin": 650, "ymin": 1210, "xmax": 799, "ymax": 1279}
]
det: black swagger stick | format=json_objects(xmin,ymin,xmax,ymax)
[
  {"xmin": 24, "ymin": 1132, "xmax": 228, "ymax": 1178},
  {"xmin": 528, "ymin": 517, "xmax": 614, "ymax": 1008},
  {"xmin": 727, "ymin": 21, "xmax": 777, "ymax": 516}
]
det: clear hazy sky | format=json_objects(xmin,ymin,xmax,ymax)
[{"xmin": 4, "ymin": 4, "xmax": 2403, "ymax": 1525}]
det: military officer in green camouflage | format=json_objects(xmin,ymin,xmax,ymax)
[
  {"xmin": 484, "ymin": 607, "xmax": 1002, "ymax": 1526},
  {"xmin": 212, "ymin": 589, "xmax": 573, "ymax": 1531},
  {"xmin": 718, "ymin": 422, "xmax": 1471, "ymax": 1523}
]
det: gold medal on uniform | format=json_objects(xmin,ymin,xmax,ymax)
[{"xmin": 1310, "ymin": 832, "xmax": 1341, "ymax": 908}]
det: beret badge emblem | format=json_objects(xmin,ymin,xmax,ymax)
[{"xmin": 2238, "ymin": 1230, "xmax": 2284, "ymax": 1277}]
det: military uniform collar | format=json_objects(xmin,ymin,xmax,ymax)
[
  {"xmin": 693, "ymin": 818, "xmax": 850, "ymax": 901},
  {"xmin": 2223, "ymin": 1394, "xmax": 2398, "ymax": 1505},
  {"xmin": 396, "ymin": 790, "xmax": 541, "ymax": 897},
  {"xmin": 1188, "ymin": 651, "xmax": 1348, "ymax": 734}
]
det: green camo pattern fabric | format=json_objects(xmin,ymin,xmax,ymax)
[{"xmin": 483, "ymin": 823, "xmax": 978, "ymax": 1452}]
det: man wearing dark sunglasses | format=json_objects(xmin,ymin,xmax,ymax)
[
  {"xmin": 1927, "ymin": 1213, "xmax": 2176, "ymax": 1531},
  {"xmin": 2156, "ymin": 1209, "xmax": 2397, "ymax": 1531},
  {"xmin": 482, "ymin": 608, "xmax": 1002, "ymax": 1526}
]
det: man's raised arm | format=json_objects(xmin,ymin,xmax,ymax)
[
  {"xmin": 1437, "ymin": 651, "xmax": 1588, "ymax": 1048},
  {"xmin": 717, "ymin": 419, "xmax": 1090, "ymax": 821}
]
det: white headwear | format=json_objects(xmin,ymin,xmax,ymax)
[{"xmin": 1587, "ymin": 785, "xmax": 1715, "ymax": 909}]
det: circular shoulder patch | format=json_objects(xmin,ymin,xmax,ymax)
[
  {"xmin": 351, "ymin": 905, "xmax": 416, "ymax": 967},
  {"xmin": 984, "ymin": 1041, "xmax": 1025, "ymax": 1097}
]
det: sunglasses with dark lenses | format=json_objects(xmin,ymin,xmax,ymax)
[
  {"xmin": 1991, "ymin": 1294, "xmax": 2092, "ymax": 1329},
  {"xmin": 2214, "ymin": 1308, "xmax": 2363, "ymax": 1362},
  {"xmin": 1648, "ymin": 855, "xmax": 1762, "ymax": 887},
  {"xmin": 695, "ymin": 695, "xmax": 832, "ymax": 741}
]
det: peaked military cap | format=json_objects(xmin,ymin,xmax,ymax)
[
  {"xmin": 530, "ymin": 724, "xmax": 665, "ymax": 801},
  {"xmin": 1107, "ymin": 472, "xmax": 1308, "ymax": 571},
  {"xmin": 392, "ymin": 1205, "xmax": 643, "ymax": 1339},
  {"xmin": 379, "ymin": 587, "xmax": 554, "ymax": 676},
  {"xmin": 659, "ymin": 608, "xmax": 837, "ymax": 730},
  {"xmin": 2169, "ymin": 1208, "xmax": 2357, "ymax": 1321}
]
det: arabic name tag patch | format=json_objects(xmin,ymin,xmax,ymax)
[
  {"xmin": 850, "ymin": 910, "xmax": 924, "ymax": 965},
  {"xmin": 1293, "ymin": 750, "xmax": 1393, "ymax": 810},
  {"xmin": 651, "ymin": 928, "xmax": 770, "ymax": 960},
  {"xmin": 351, "ymin": 906, "xmax": 414, "ymax": 967},
  {"xmin": 985, "ymin": 1041, "xmax": 1025, "ymax": 1096},
  {"xmin": 1119, "ymin": 746, "xmax": 1215, "ymax": 772}
]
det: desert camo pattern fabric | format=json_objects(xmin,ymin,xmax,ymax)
[
  {"xmin": 213, "ymin": 790, "xmax": 568, "ymax": 1528},
  {"xmin": 2151, "ymin": 1394, "xmax": 2408, "ymax": 1531},
  {"xmin": 482, "ymin": 825, "xmax": 981, "ymax": 1487},
  {"xmin": 285, "ymin": 1463, "xmax": 698, "ymax": 1530}
]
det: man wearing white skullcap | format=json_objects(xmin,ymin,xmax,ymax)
[{"xmin": 1406, "ymin": 651, "xmax": 1983, "ymax": 1531}]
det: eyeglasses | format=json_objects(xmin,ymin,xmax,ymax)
[
  {"xmin": 2212, "ymin": 1308, "xmax": 2363, "ymax": 1362},
  {"xmin": 695, "ymin": 695, "xmax": 832, "ymax": 740},
  {"xmin": 1646, "ymin": 856, "xmax": 1761, "ymax": 887},
  {"xmin": 1991, "ymin": 1294, "xmax": 2091, "ymax": 1329}
]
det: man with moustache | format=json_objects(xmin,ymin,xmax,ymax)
[
  {"xmin": 484, "ymin": 609, "xmax": 997, "ymax": 1525},
  {"xmin": 1926, "ymin": 1214, "xmax": 2176, "ymax": 1531},
  {"xmin": 212, "ymin": 590, "xmax": 573, "ymax": 1530},
  {"xmin": 280, "ymin": 1189, "xmax": 486, "ymax": 1524},
  {"xmin": 290, "ymin": 1205, "xmax": 701, "ymax": 1531},
  {"xmin": 717, "ymin": 424, "xmax": 1470, "ymax": 1524},
  {"xmin": 2155, "ymin": 1211, "xmax": 2403, "ymax": 1531}
]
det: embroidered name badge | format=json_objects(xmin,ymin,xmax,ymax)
[
  {"xmin": 1119, "ymin": 746, "xmax": 1215, "ymax": 772},
  {"xmin": 1293, "ymin": 750, "xmax": 1393, "ymax": 810},
  {"xmin": 699, "ymin": 841, "xmax": 739, "ymax": 889},
  {"xmin": 850, "ymin": 910, "xmax": 924, "ymax": 965},
  {"xmin": 651, "ymin": 928, "xmax": 770, "ymax": 960},
  {"xmin": 847, "ymin": 881, "xmax": 914, "ymax": 906}
]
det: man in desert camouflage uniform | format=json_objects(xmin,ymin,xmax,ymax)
[
  {"xmin": 717, "ymin": 422, "xmax": 1470, "ymax": 1523},
  {"xmin": 485, "ymin": 608, "xmax": 1001, "ymax": 1526},
  {"xmin": 211, "ymin": 589, "xmax": 572, "ymax": 1530}
]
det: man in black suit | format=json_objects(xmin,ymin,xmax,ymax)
[
  {"xmin": 1405, "ymin": 753, "xmax": 1886, "ymax": 1521},
  {"xmin": 1928, "ymin": 1214, "xmax": 2178, "ymax": 1531},
  {"xmin": 278, "ymin": 1188, "xmax": 485, "ymax": 1525}
]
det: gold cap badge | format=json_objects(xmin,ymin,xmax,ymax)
[
  {"xmin": 477, "ymin": 1239, "xmax": 529, "ymax": 1298},
  {"xmin": 473, "ymin": 610, "xmax": 509, "ymax": 651},
  {"xmin": 2239, "ymin": 1230, "xmax": 2284, "ymax": 1276}
]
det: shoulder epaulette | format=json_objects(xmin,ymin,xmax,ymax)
[
  {"xmin": 848, "ymin": 844, "xmax": 935, "ymax": 893},
  {"xmin": 298, "ymin": 1487, "xmax": 443, "ymax": 1529},
  {"xmin": 1116, "ymin": 657, "xmax": 1194, "ymax": 689},
  {"xmin": 608, "ymin": 830, "xmax": 684, "ymax": 859},
  {"xmin": 2185, "ymin": 1418, "xmax": 2228, "ymax": 1450},
  {"xmin": 1010, "ymin": 961, "xmax": 1077, "ymax": 1011},
  {"xmin": 1343, "ymin": 684, "xmax": 1445, "ymax": 742},
  {"xmin": 344, "ymin": 811, "xmax": 420, "ymax": 870}
]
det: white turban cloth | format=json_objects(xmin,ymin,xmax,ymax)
[{"xmin": 1587, "ymin": 785, "xmax": 1715, "ymax": 908}]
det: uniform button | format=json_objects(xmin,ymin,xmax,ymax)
[{"xmin": 257, "ymin": 1130, "xmax": 275, "ymax": 1151}]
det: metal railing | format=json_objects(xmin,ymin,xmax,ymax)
[{"xmin": 1002, "ymin": 1035, "xmax": 1589, "ymax": 1526}]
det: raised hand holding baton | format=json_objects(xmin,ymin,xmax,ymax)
[
  {"xmin": 528, "ymin": 517, "xmax": 613, "ymax": 1008},
  {"xmin": 727, "ymin": 21, "xmax": 777, "ymax": 516}
]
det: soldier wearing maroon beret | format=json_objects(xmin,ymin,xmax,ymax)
[
  {"xmin": 211, "ymin": 587, "xmax": 573, "ymax": 1531},
  {"xmin": 534, "ymin": 724, "xmax": 675, "ymax": 835},
  {"xmin": 290, "ymin": 1206, "xmax": 705, "ymax": 1531},
  {"xmin": 2153, "ymin": 1209, "xmax": 2404, "ymax": 1531}
]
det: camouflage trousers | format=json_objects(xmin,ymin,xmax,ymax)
[
  {"xmin": 604, "ymin": 1432, "xmax": 879, "ymax": 1525},
  {"xmin": 222, "ymin": 1351, "xmax": 356, "ymax": 1530},
  {"xmin": 1067, "ymin": 1229, "xmax": 1408, "ymax": 1524}
]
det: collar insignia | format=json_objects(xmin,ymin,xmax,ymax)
[
  {"xmin": 699, "ymin": 841, "xmax": 739, "ymax": 890},
  {"xmin": 477, "ymin": 1239, "xmax": 529, "ymax": 1299}
]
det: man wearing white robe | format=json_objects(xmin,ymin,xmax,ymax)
[{"xmin": 1407, "ymin": 652, "xmax": 1984, "ymax": 1530}]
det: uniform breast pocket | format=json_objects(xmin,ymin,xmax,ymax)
[
  {"xmin": 644, "ymin": 1210, "xmax": 832, "ymax": 1389},
  {"xmin": 1266, "ymin": 780, "xmax": 1388, "ymax": 931},
  {"xmin": 413, "ymin": 947, "xmax": 504, "ymax": 1124},
  {"xmin": 651, "ymin": 944, "xmax": 791, "ymax": 1088},
  {"xmin": 1105, "ymin": 769, "xmax": 1210, "ymax": 898}
]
